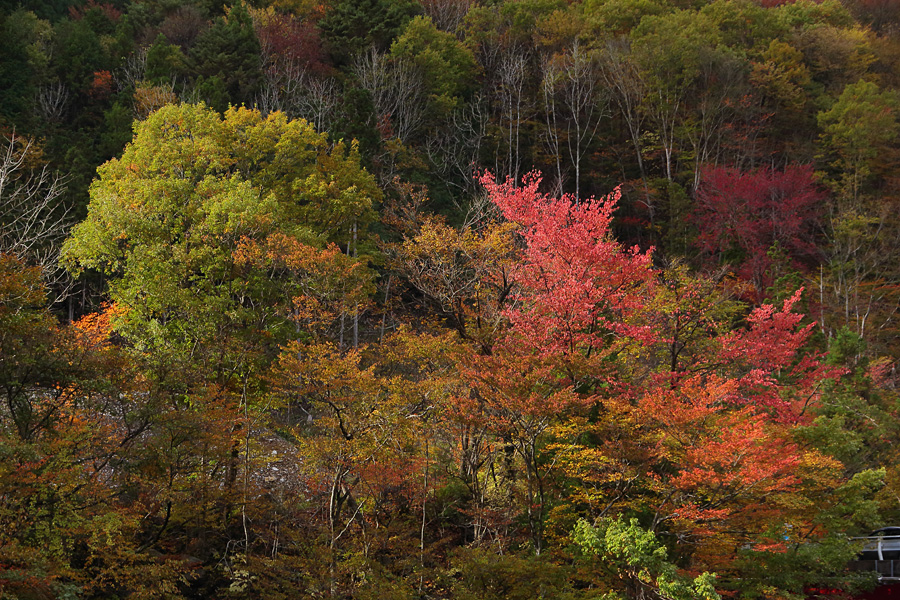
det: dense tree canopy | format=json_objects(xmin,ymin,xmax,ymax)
[
  {"xmin": 63, "ymin": 103, "xmax": 377, "ymax": 369},
  {"xmin": 3, "ymin": 0, "xmax": 900, "ymax": 598}
]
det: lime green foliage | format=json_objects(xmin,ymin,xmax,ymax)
[
  {"xmin": 62, "ymin": 103, "xmax": 378, "ymax": 363},
  {"xmin": 391, "ymin": 16, "xmax": 478, "ymax": 116},
  {"xmin": 573, "ymin": 517, "xmax": 720, "ymax": 600},
  {"xmin": 818, "ymin": 79, "xmax": 900, "ymax": 201}
]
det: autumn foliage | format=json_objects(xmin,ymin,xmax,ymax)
[
  {"xmin": 694, "ymin": 164, "xmax": 825, "ymax": 298},
  {"xmin": 6, "ymin": 0, "xmax": 900, "ymax": 594},
  {"xmin": 2, "ymin": 94, "xmax": 896, "ymax": 599}
]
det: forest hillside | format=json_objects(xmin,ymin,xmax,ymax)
[{"xmin": 2, "ymin": 0, "xmax": 900, "ymax": 598}]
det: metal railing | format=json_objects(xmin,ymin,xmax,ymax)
[
  {"xmin": 849, "ymin": 535, "xmax": 900, "ymax": 581},
  {"xmin": 848, "ymin": 559, "xmax": 900, "ymax": 581}
]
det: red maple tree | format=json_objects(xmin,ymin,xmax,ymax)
[{"xmin": 694, "ymin": 164, "xmax": 824, "ymax": 299}]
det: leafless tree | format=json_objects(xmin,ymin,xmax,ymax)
[
  {"xmin": 0, "ymin": 132, "xmax": 72, "ymax": 284},
  {"xmin": 496, "ymin": 47, "xmax": 532, "ymax": 184},
  {"xmin": 542, "ymin": 42, "xmax": 608, "ymax": 201},
  {"xmin": 254, "ymin": 72, "xmax": 282, "ymax": 118},
  {"xmin": 36, "ymin": 81, "xmax": 70, "ymax": 123},
  {"xmin": 352, "ymin": 48, "xmax": 426, "ymax": 144},
  {"xmin": 117, "ymin": 47, "xmax": 148, "ymax": 92},
  {"xmin": 425, "ymin": 96, "xmax": 488, "ymax": 199},
  {"xmin": 599, "ymin": 38, "xmax": 656, "ymax": 217},
  {"xmin": 541, "ymin": 56, "xmax": 565, "ymax": 196},
  {"xmin": 683, "ymin": 54, "xmax": 746, "ymax": 191},
  {"xmin": 645, "ymin": 75, "xmax": 684, "ymax": 186},
  {"xmin": 289, "ymin": 71, "xmax": 341, "ymax": 135},
  {"xmin": 421, "ymin": 0, "xmax": 474, "ymax": 33},
  {"xmin": 599, "ymin": 39, "xmax": 648, "ymax": 184},
  {"xmin": 255, "ymin": 61, "xmax": 341, "ymax": 133},
  {"xmin": 351, "ymin": 49, "xmax": 427, "ymax": 187}
]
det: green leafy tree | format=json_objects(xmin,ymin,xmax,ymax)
[
  {"xmin": 818, "ymin": 78, "xmax": 899, "ymax": 203},
  {"xmin": 817, "ymin": 79, "xmax": 900, "ymax": 346},
  {"xmin": 60, "ymin": 104, "xmax": 380, "ymax": 594},
  {"xmin": 581, "ymin": 0, "xmax": 666, "ymax": 36},
  {"xmin": 189, "ymin": 3, "xmax": 263, "ymax": 107},
  {"xmin": 751, "ymin": 39, "xmax": 814, "ymax": 131},
  {"xmin": 319, "ymin": 0, "xmax": 420, "ymax": 65},
  {"xmin": 700, "ymin": 0, "xmax": 785, "ymax": 57},
  {"xmin": 498, "ymin": 0, "xmax": 568, "ymax": 45},
  {"xmin": 63, "ymin": 103, "xmax": 378, "ymax": 378},
  {"xmin": 0, "ymin": 10, "xmax": 44, "ymax": 127},
  {"xmin": 390, "ymin": 15, "xmax": 478, "ymax": 117},
  {"xmin": 145, "ymin": 33, "xmax": 186, "ymax": 86},
  {"xmin": 52, "ymin": 15, "xmax": 109, "ymax": 93},
  {"xmin": 574, "ymin": 517, "xmax": 720, "ymax": 600},
  {"xmin": 630, "ymin": 10, "xmax": 723, "ymax": 182},
  {"xmin": 774, "ymin": 0, "xmax": 856, "ymax": 30}
]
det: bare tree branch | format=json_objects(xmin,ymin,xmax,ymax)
[
  {"xmin": 495, "ymin": 47, "xmax": 532, "ymax": 183},
  {"xmin": 542, "ymin": 42, "xmax": 609, "ymax": 201},
  {"xmin": 255, "ymin": 60, "xmax": 341, "ymax": 134},
  {"xmin": 0, "ymin": 132, "xmax": 72, "ymax": 286},
  {"xmin": 421, "ymin": 0, "xmax": 474, "ymax": 33},
  {"xmin": 425, "ymin": 96, "xmax": 488, "ymax": 199},
  {"xmin": 36, "ymin": 80, "xmax": 70, "ymax": 123},
  {"xmin": 352, "ymin": 48, "xmax": 425, "ymax": 144},
  {"xmin": 116, "ymin": 47, "xmax": 148, "ymax": 93}
]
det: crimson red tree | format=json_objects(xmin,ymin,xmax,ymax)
[
  {"xmin": 694, "ymin": 164, "xmax": 824, "ymax": 299},
  {"xmin": 459, "ymin": 172, "xmax": 655, "ymax": 553}
]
